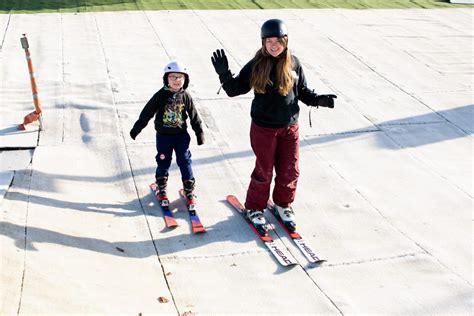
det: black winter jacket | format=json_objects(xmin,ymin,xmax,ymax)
[
  {"xmin": 219, "ymin": 55, "xmax": 317, "ymax": 128},
  {"xmin": 132, "ymin": 87, "xmax": 203, "ymax": 138}
]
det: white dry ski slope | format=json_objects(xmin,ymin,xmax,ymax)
[{"xmin": 0, "ymin": 8, "xmax": 472, "ymax": 315}]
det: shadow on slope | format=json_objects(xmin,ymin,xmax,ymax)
[
  {"xmin": 304, "ymin": 104, "xmax": 473, "ymax": 149},
  {"xmin": 0, "ymin": 198, "xmax": 262, "ymax": 258},
  {"xmin": 0, "ymin": 188, "xmax": 273, "ymax": 261}
]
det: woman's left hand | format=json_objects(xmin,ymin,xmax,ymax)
[{"xmin": 313, "ymin": 94, "xmax": 337, "ymax": 108}]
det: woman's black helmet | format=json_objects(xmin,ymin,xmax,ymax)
[{"xmin": 261, "ymin": 19, "xmax": 288, "ymax": 39}]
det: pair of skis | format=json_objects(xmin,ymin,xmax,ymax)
[
  {"xmin": 227, "ymin": 195, "xmax": 325, "ymax": 267},
  {"xmin": 150, "ymin": 183, "xmax": 206, "ymax": 234},
  {"xmin": 149, "ymin": 186, "xmax": 322, "ymax": 266}
]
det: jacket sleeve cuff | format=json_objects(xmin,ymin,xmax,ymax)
[
  {"xmin": 196, "ymin": 132, "xmax": 204, "ymax": 145},
  {"xmin": 219, "ymin": 70, "xmax": 233, "ymax": 84}
]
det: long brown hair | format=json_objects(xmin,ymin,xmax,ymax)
[{"xmin": 250, "ymin": 36, "xmax": 294, "ymax": 96}]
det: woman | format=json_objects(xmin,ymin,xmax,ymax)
[{"xmin": 211, "ymin": 19, "xmax": 335, "ymax": 235}]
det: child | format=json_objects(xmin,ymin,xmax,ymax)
[
  {"xmin": 130, "ymin": 61, "xmax": 204, "ymax": 201},
  {"xmin": 211, "ymin": 19, "xmax": 335, "ymax": 235}
]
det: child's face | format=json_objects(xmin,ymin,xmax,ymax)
[
  {"xmin": 265, "ymin": 37, "xmax": 285, "ymax": 57},
  {"xmin": 167, "ymin": 72, "xmax": 185, "ymax": 91}
]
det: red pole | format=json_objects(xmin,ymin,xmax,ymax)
[{"xmin": 19, "ymin": 34, "xmax": 43, "ymax": 131}]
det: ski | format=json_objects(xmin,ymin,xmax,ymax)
[
  {"xmin": 267, "ymin": 200, "xmax": 325, "ymax": 264},
  {"xmin": 179, "ymin": 189, "xmax": 206, "ymax": 234},
  {"xmin": 226, "ymin": 195, "xmax": 298, "ymax": 267},
  {"xmin": 150, "ymin": 183, "xmax": 178, "ymax": 228}
]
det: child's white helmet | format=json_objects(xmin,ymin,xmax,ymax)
[
  {"xmin": 163, "ymin": 61, "xmax": 188, "ymax": 75},
  {"xmin": 163, "ymin": 61, "xmax": 189, "ymax": 89}
]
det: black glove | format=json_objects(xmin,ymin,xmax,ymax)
[
  {"xmin": 211, "ymin": 49, "xmax": 229, "ymax": 76},
  {"xmin": 196, "ymin": 133, "xmax": 204, "ymax": 146},
  {"xmin": 130, "ymin": 128, "xmax": 139, "ymax": 140},
  {"xmin": 313, "ymin": 94, "xmax": 337, "ymax": 108}
]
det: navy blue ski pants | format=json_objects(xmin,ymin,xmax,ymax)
[{"xmin": 155, "ymin": 131, "xmax": 193, "ymax": 181}]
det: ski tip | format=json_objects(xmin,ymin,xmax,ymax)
[
  {"xmin": 193, "ymin": 228, "xmax": 207, "ymax": 234},
  {"xmin": 191, "ymin": 220, "xmax": 206, "ymax": 234},
  {"xmin": 311, "ymin": 259, "xmax": 326, "ymax": 266},
  {"xmin": 226, "ymin": 195, "xmax": 243, "ymax": 207},
  {"xmin": 190, "ymin": 216, "xmax": 206, "ymax": 233},
  {"xmin": 164, "ymin": 216, "xmax": 178, "ymax": 227},
  {"xmin": 277, "ymin": 261, "xmax": 299, "ymax": 267}
]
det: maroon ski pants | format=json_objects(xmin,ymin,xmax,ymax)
[{"xmin": 245, "ymin": 121, "xmax": 300, "ymax": 211}]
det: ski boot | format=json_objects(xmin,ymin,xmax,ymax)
[
  {"xmin": 156, "ymin": 176, "xmax": 169, "ymax": 206},
  {"xmin": 183, "ymin": 178, "xmax": 196, "ymax": 213},
  {"xmin": 246, "ymin": 209, "xmax": 268, "ymax": 236},
  {"xmin": 274, "ymin": 205, "xmax": 296, "ymax": 232}
]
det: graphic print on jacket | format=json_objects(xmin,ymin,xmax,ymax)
[{"xmin": 163, "ymin": 96, "xmax": 185, "ymax": 128}]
